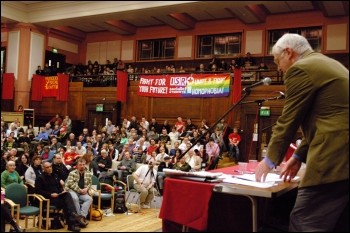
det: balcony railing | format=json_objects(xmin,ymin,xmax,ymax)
[{"xmin": 70, "ymin": 70, "xmax": 283, "ymax": 87}]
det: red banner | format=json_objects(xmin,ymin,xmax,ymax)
[
  {"xmin": 233, "ymin": 68, "xmax": 242, "ymax": 103},
  {"xmin": 116, "ymin": 71, "xmax": 128, "ymax": 102},
  {"xmin": 31, "ymin": 75, "xmax": 43, "ymax": 101},
  {"xmin": 2, "ymin": 73, "xmax": 15, "ymax": 100},
  {"xmin": 42, "ymin": 76, "xmax": 59, "ymax": 97},
  {"xmin": 31, "ymin": 74, "xmax": 69, "ymax": 101},
  {"xmin": 57, "ymin": 73, "xmax": 69, "ymax": 101}
]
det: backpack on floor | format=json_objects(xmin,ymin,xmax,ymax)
[
  {"xmin": 114, "ymin": 191, "xmax": 127, "ymax": 213},
  {"xmin": 90, "ymin": 208, "xmax": 103, "ymax": 221}
]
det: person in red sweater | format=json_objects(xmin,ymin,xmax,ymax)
[
  {"xmin": 228, "ymin": 127, "xmax": 241, "ymax": 162},
  {"xmin": 63, "ymin": 146, "xmax": 79, "ymax": 169}
]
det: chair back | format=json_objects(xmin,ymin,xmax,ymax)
[
  {"xmin": 126, "ymin": 174, "xmax": 135, "ymax": 191},
  {"xmin": 5, "ymin": 183, "xmax": 27, "ymax": 207},
  {"xmin": 91, "ymin": 175, "xmax": 101, "ymax": 190}
]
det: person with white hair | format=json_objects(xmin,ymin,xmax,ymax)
[
  {"xmin": 255, "ymin": 33, "xmax": 349, "ymax": 232},
  {"xmin": 5, "ymin": 122, "xmax": 18, "ymax": 138},
  {"xmin": 1, "ymin": 160, "xmax": 23, "ymax": 188},
  {"xmin": 94, "ymin": 149, "xmax": 112, "ymax": 177}
]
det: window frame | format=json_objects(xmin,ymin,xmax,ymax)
[
  {"xmin": 268, "ymin": 26, "xmax": 322, "ymax": 54},
  {"xmin": 197, "ymin": 33, "xmax": 242, "ymax": 58},
  {"xmin": 137, "ymin": 38, "xmax": 175, "ymax": 61}
]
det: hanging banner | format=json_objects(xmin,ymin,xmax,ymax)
[
  {"xmin": 31, "ymin": 74, "xmax": 69, "ymax": 101},
  {"xmin": 42, "ymin": 76, "xmax": 59, "ymax": 97},
  {"xmin": 116, "ymin": 71, "xmax": 128, "ymax": 102},
  {"xmin": 137, "ymin": 73, "xmax": 231, "ymax": 98},
  {"xmin": 2, "ymin": 73, "xmax": 15, "ymax": 100}
]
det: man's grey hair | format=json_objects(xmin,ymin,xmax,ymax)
[{"xmin": 272, "ymin": 33, "xmax": 313, "ymax": 56}]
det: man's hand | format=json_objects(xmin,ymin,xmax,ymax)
[
  {"xmin": 255, "ymin": 159, "xmax": 272, "ymax": 182},
  {"xmin": 280, "ymin": 157, "xmax": 301, "ymax": 182},
  {"xmin": 80, "ymin": 188, "xmax": 88, "ymax": 195},
  {"xmin": 51, "ymin": 193, "xmax": 59, "ymax": 198}
]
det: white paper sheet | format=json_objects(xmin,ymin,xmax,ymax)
[{"xmin": 220, "ymin": 173, "xmax": 300, "ymax": 188}]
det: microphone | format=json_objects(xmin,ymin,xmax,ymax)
[
  {"xmin": 243, "ymin": 77, "xmax": 271, "ymax": 92},
  {"xmin": 277, "ymin": 91, "xmax": 285, "ymax": 99}
]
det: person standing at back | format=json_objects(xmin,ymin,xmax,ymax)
[{"xmin": 255, "ymin": 33, "xmax": 349, "ymax": 232}]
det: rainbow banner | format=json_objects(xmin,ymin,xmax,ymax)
[{"xmin": 138, "ymin": 73, "xmax": 231, "ymax": 98}]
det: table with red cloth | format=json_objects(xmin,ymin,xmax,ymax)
[
  {"xmin": 159, "ymin": 165, "xmax": 299, "ymax": 232},
  {"xmin": 159, "ymin": 177, "xmax": 214, "ymax": 231}
]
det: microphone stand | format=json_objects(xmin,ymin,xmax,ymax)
[
  {"xmin": 240, "ymin": 95, "xmax": 284, "ymax": 160},
  {"xmin": 179, "ymin": 90, "xmax": 251, "ymax": 159}
]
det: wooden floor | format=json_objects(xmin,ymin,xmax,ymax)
[
  {"xmin": 8, "ymin": 208, "xmax": 163, "ymax": 232},
  {"xmin": 6, "ymin": 155, "xmax": 235, "ymax": 232},
  {"xmin": 217, "ymin": 152, "xmax": 237, "ymax": 168}
]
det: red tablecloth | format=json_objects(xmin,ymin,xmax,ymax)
[
  {"xmin": 159, "ymin": 177, "xmax": 214, "ymax": 231},
  {"xmin": 159, "ymin": 165, "xmax": 259, "ymax": 231}
]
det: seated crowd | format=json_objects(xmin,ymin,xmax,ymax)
[{"xmin": 1, "ymin": 114, "xmax": 237, "ymax": 231}]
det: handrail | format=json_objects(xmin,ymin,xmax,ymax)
[{"xmin": 68, "ymin": 70, "xmax": 283, "ymax": 87}]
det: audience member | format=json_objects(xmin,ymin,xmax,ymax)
[
  {"xmin": 244, "ymin": 52, "xmax": 256, "ymax": 67},
  {"xmin": 173, "ymin": 156, "xmax": 191, "ymax": 172},
  {"xmin": 48, "ymin": 114, "xmax": 63, "ymax": 127},
  {"xmin": 34, "ymin": 127, "xmax": 49, "ymax": 142},
  {"xmin": 1, "ymin": 161, "xmax": 23, "ymax": 188},
  {"xmin": 35, "ymin": 65, "xmax": 44, "ymax": 75},
  {"xmin": 132, "ymin": 161, "xmax": 158, "ymax": 209},
  {"xmin": 52, "ymin": 153, "xmax": 70, "ymax": 183},
  {"xmin": 94, "ymin": 149, "xmax": 112, "ymax": 177},
  {"xmin": 35, "ymin": 161, "xmax": 87, "ymax": 232},
  {"xmin": 63, "ymin": 146, "xmax": 79, "ymax": 169},
  {"xmin": 65, "ymin": 158, "xmax": 92, "ymax": 226},
  {"xmin": 24, "ymin": 155, "xmax": 42, "ymax": 192},
  {"xmin": 15, "ymin": 153, "xmax": 30, "ymax": 181},
  {"xmin": 184, "ymin": 149, "xmax": 202, "ymax": 171},
  {"xmin": 228, "ymin": 127, "xmax": 241, "ymax": 162},
  {"xmin": 116, "ymin": 151, "xmax": 136, "ymax": 182}
]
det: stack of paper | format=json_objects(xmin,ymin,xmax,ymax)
[
  {"xmin": 221, "ymin": 173, "xmax": 300, "ymax": 188},
  {"xmin": 163, "ymin": 168, "xmax": 223, "ymax": 179}
]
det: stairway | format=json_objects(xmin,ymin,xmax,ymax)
[{"xmin": 217, "ymin": 152, "xmax": 236, "ymax": 168}]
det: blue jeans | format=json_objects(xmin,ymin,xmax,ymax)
[
  {"xmin": 69, "ymin": 191, "xmax": 93, "ymax": 218},
  {"xmin": 229, "ymin": 145, "xmax": 239, "ymax": 161}
]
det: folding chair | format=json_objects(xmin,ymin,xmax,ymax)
[
  {"xmin": 126, "ymin": 174, "xmax": 141, "ymax": 213},
  {"xmin": 4, "ymin": 183, "xmax": 43, "ymax": 232}
]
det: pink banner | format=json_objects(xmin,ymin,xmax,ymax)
[{"xmin": 137, "ymin": 73, "xmax": 231, "ymax": 98}]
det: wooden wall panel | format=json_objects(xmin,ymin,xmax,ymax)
[
  {"xmin": 326, "ymin": 23, "xmax": 348, "ymax": 52},
  {"xmin": 99, "ymin": 41, "xmax": 107, "ymax": 64}
]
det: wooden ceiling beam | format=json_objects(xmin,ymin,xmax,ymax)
[
  {"xmin": 169, "ymin": 13, "xmax": 196, "ymax": 29},
  {"xmin": 53, "ymin": 26, "xmax": 86, "ymax": 40},
  {"xmin": 246, "ymin": 4, "xmax": 267, "ymax": 23},
  {"xmin": 105, "ymin": 20, "xmax": 137, "ymax": 35}
]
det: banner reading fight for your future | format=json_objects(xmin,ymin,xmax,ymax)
[{"xmin": 137, "ymin": 73, "xmax": 231, "ymax": 98}]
